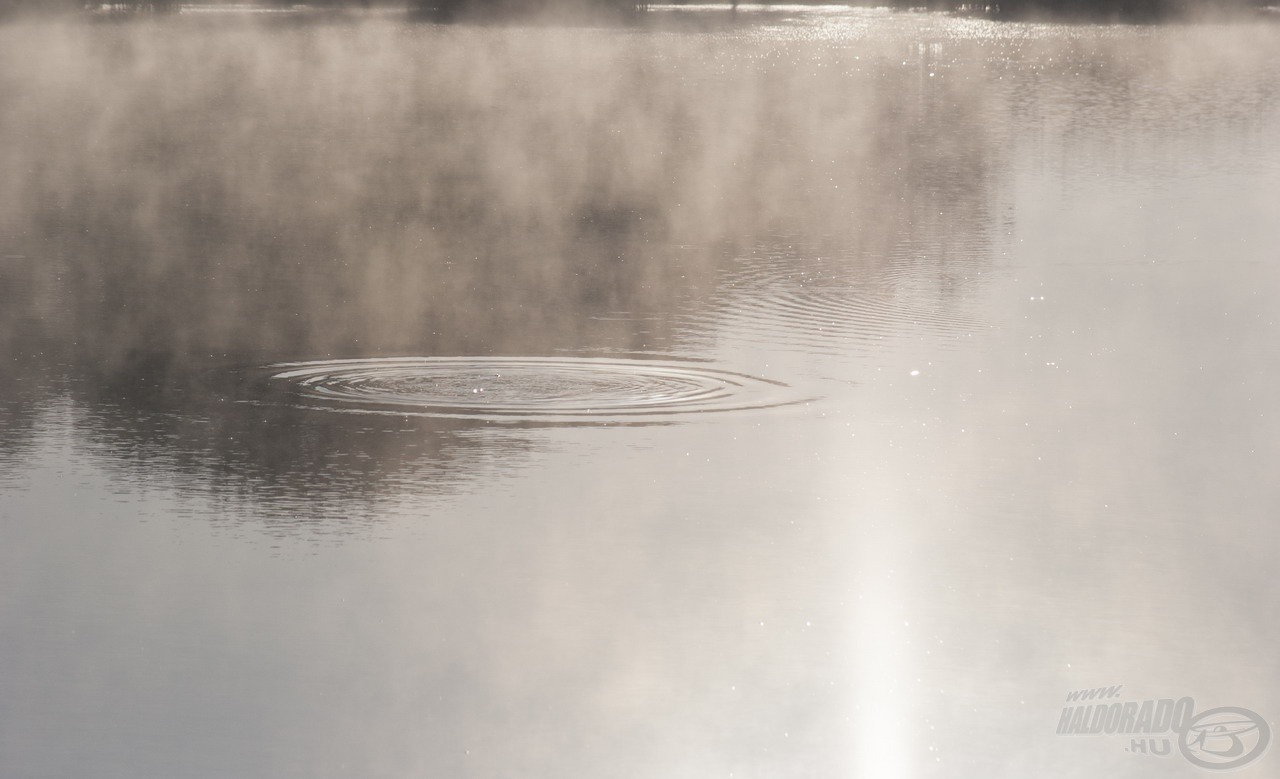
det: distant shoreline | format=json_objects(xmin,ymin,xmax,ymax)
[{"xmin": 3, "ymin": 0, "xmax": 1275, "ymax": 22}]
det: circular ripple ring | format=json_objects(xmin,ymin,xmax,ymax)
[{"xmin": 267, "ymin": 357, "xmax": 799, "ymax": 421}]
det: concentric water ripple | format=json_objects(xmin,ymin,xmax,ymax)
[
  {"xmin": 264, "ymin": 357, "xmax": 802, "ymax": 422},
  {"xmin": 689, "ymin": 249, "xmax": 988, "ymax": 357}
]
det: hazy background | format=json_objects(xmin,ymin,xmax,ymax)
[{"xmin": 2, "ymin": 7, "xmax": 1279, "ymax": 779}]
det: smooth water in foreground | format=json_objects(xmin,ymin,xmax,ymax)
[{"xmin": 2, "ymin": 8, "xmax": 1279, "ymax": 778}]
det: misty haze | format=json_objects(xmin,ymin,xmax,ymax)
[{"xmin": 2, "ymin": 3, "xmax": 1279, "ymax": 778}]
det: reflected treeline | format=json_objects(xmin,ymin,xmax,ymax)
[
  {"xmin": 0, "ymin": 20, "xmax": 1003, "ymax": 523},
  {"xmin": 1000, "ymin": 28, "xmax": 1280, "ymax": 183}
]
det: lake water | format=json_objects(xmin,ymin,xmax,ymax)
[{"xmin": 2, "ymin": 6, "xmax": 1279, "ymax": 777}]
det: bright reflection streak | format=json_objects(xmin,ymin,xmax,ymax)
[{"xmin": 851, "ymin": 511, "xmax": 913, "ymax": 779}]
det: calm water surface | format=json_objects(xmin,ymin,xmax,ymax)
[{"xmin": 2, "ymin": 7, "xmax": 1279, "ymax": 778}]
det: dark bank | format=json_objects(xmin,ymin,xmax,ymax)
[{"xmin": 2, "ymin": 0, "xmax": 1272, "ymax": 20}]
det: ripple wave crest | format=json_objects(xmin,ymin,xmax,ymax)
[{"xmin": 266, "ymin": 357, "xmax": 800, "ymax": 422}]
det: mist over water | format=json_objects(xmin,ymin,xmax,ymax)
[{"xmin": 2, "ymin": 7, "xmax": 1280, "ymax": 779}]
